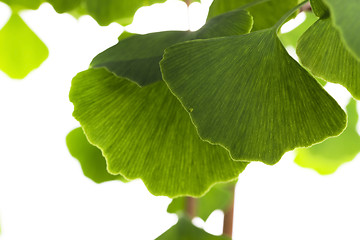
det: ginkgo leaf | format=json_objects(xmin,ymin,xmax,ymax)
[
  {"xmin": 323, "ymin": 0, "xmax": 360, "ymax": 60},
  {"xmin": 66, "ymin": 127, "xmax": 126, "ymax": 183},
  {"xmin": 156, "ymin": 217, "xmax": 230, "ymax": 240},
  {"xmin": 168, "ymin": 182, "xmax": 234, "ymax": 221},
  {"xmin": 91, "ymin": 8, "xmax": 253, "ymax": 86},
  {"xmin": 309, "ymin": 0, "xmax": 329, "ymax": 18},
  {"xmin": 1, "ymin": 0, "xmax": 42, "ymax": 10},
  {"xmin": 85, "ymin": 0, "xmax": 166, "ymax": 26},
  {"xmin": 295, "ymin": 99, "xmax": 360, "ymax": 175},
  {"xmin": 208, "ymin": 0, "xmax": 298, "ymax": 31},
  {"xmin": 0, "ymin": 13, "xmax": 49, "ymax": 79},
  {"xmin": 297, "ymin": 18, "xmax": 360, "ymax": 99},
  {"xmin": 279, "ymin": 12, "xmax": 318, "ymax": 49},
  {"xmin": 70, "ymin": 68, "xmax": 248, "ymax": 197},
  {"xmin": 46, "ymin": 0, "xmax": 82, "ymax": 13},
  {"xmin": 161, "ymin": 25, "xmax": 346, "ymax": 165}
]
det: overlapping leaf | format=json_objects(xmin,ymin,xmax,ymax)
[
  {"xmin": 46, "ymin": 0, "xmax": 82, "ymax": 13},
  {"xmin": 91, "ymin": 8, "xmax": 253, "ymax": 86},
  {"xmin": 309, "ymin": 0, "xmax": 329, "ymax": 18},
  {"xmin": 66, "ymin": 127, "xmax": 126, "ymax": 183},
  {"xmin": 297, "ymin": 18, "xmax": 360, "ymax": 99},
  {"xmin": 161, "ymin": 16, "xmax": 346, "ymax": 164},
  {"xmin": 279, "ymin": 12, "xmax": 317, "ymax": 49},
  {"xmin": 156, "ymin": 217, "xmax": 230, "ymax": 240},
  {"xmin": 323, "ymin": 0, "xmax": 360, "ymax": 60},
  {"xmin": 207, "ymin": 0, "xmax": 298, "ymax": 31},
  {"xmin": 168, "ymin": 182, "xmax": 234, "ymax": 221},
  {"xmin": 0, "ymin": 13, "xmax": 48, "ymax": 79},
  {"xmin": 70, "ymin": 68, "xmax": 247, "ymax": 197},
  {"xmin": 295, "ymin": 99, "xmax": 360, "ymax": 175}
]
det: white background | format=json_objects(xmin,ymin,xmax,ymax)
[{"xmin": 0, "ymin": 1, "xmax": 359, "ymax": 239}]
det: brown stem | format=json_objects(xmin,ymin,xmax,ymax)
[
  {"xmin": 223, "ymin": 185, "xmax": 236, "ymax": 238},
  {"xmin": 184, "ymin": 0, "xmax": 191, "ymax": 6},
  {"xmin": 185, "ymin": 197, "xmax": 196, "ymax": 219}
]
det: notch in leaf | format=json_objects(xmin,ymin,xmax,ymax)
[{"xmin": 160, "ymin": 3, "xmax": 346, "ymax": 165}]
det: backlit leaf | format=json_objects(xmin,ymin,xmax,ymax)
[
  {"xmin": 70, "ymin": 68, "xmax": 248, "ymax": 197},
  {"xmin": 0, "ymin": 13, "xmax": 48, "ymax": 79},
  {"xmin": 168, "ymin": 182, "xmax": 234, "ymax": 221},
  {"xmin": 66, "ymin": 127, "xmax": 126, "ymax": 183},
  {"xmin": 161, "ymin": 29, "xmax": 346, "ymax": 165},
  {"xmin": 208, "ymin": 0, "xmax": 298, "ymax": 31},
  {"xmin": 156, "ymin": 217, "xmax": 230, "ymax": 240},
  {"xmin": 295, "ymin": 99, "xmax": 360, "ymax": 175},
  {"xmin": 297, "ymin": 18, "xmax": 360, "ymax": 99},
  {"xmin": 85, "ymin": 0, "xmax": 166, "ymax": 26},
  {"xmin": 91, "ymin": 8, "xmax": 253, "ymax": 86},
  {"xmin": 323, "ymin": 0, "xmax": 360, "ymax": 60},
  {"xmin": 1, "ymin": 0, "xmax": 42, "ymax": 10}
]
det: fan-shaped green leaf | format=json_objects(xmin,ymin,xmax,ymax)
[
  {"xmin": 85, "ymin": 0, "xmax": 166, "ymax": 26},
  {"xmin": 161, "ymin": 28, "xmax": 346, "ymax": 165},
  {"xmin": 0, "ymin": 13, "xmax": 48, "ymax": 79},
  {"xmin": 323, "ymin": 0, "xmax": 360, "ymax": 60},
  {"xmin": 46, "ymin": 0, "xmax": 82, "ymax": 13},
  {"xmin": 168, "ymin": 182, "xmax": 234, "ymax": 221},
  {"xmin": 310, "ymin": 0, "xmax": 329, "ymax": 18},
  {"xmin": 297, "ymin": 18, "xmax": 360, "ymax": 99},
  {"xmin": 1, "ymin": 0, "xmax": 42, "ymax": 10},
  {"xmin": 91, "ymin": 8, "xmax": 253, "ymax": 86},
  {"xmin": 156, "ymin": 217, "xmax": 230, "ymax": 240},
  {"xmin": 295, "ymin": 99, "xmax": 360, "ymax": 175},
  {"xmin": 208, "ymin": 0, "xmax": 298, "ymax": 31},
  {"xmin": 70, "ymin": 68, "xmax": 248, "ymax": 197},
  {"xmin": 66, "ymin": 127, "xmax": 126, "ymax": 183}
]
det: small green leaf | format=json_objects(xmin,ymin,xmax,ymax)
[
  {"xmin": 85, "ymin": 0, "xmax": 166, "ymax": 26},
  {"xmin": 70, "ymin": 68, "xmax": 248, "ymax": 197},
  {"xmin": 0, "ymin": 13, "xmax": 49, "ymax": 79},
  {"xmin": 208, "ymin": 0, "xmax": 298, "ymax": 31},
  {"xmin": 323, "ymin": 0, "xmax": 360, "ymax": 60},
  {"xmin": 168, "ymin": 182, "xmax": 234, "ymax": 221},
  {"xmin": 310, "ymin": 0, "xmax": 329, "ymax": 18},
  {"xmin": 91, "ymin": 8, "xmax": 253, "ymax": 86},
  {"xmin": 1, "ymin": 0, "xmax": 42, "ymax": 10},
  {"xmin": 46, "ymin": 0, "xmax": 82, "ymax": 13},
  {"xmin": 279, "ymin": 12, "xmax": 318, "ymax": 48},
  {"xmin": 156, "ymin": 217, "xmax": 230, "ymax": 240},
  {"xmin": 295, "ymin": 99, "xmax": 360, "ymax": 175},
  {"xmin": 161, "ymin": 29, "xmax": 346, "ymax": 165},
  {"xmin": 297, "ymin": 18, "xmax": 360, "ymax": 99},
  {"xmin": 66, "ymin": 127, "xmax": 126, "ymax": 183}
]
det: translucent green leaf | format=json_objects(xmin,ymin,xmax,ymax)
[
  {"xmin": 295, "ymin": 99, "xmax": 360, "ymax": 175},
  {"xmin": 279, "ymin": 12, "xmax": 318, "ymax": 48},
  {"xmin": 156, "ymin": 217, "xmax": 230, "ymax": 240},
  {"xmin": 323, "ymin": 0, "xmax": 360, "ymax": 60},
  {"xmin": 168, "ymin": 182, "xmax": 234, "ymax": 221},
  {"xmin": 85, "ymin": 0, "xmax": 166, "ymax": 26},
  {"xmin": 0, "ymin": 13, "xmax": 49, "ymax": 79},
  {"xmin": 208, "ymin": 0, "xmax": 298, "ymax": 31},
  {"xmin": 309, "ymin": 0, "xmax": 329, "ymax": 18},
  {"xmin": 66, "ymin": 127, "xmax": 126, "ymax": 183},
  {"xmin": 70, "ymin": 68, "xmax": 248, "ymax": 197},
  {"xmin": 297, "ymin": 18, "xmax": 360, "ymax": 99},
  {"xmin": 1, "ymin": 0, "xmax": 42, "ymax": 10},
  {"xmin": 46, "ymin": 0, "xmax": 82, "ymax": 13},
  {"xmin": 161, "ymin": 29, "xmax": 346, "ymax": 165},
  {"xmin": 91, "ymin": 8, "xmax": 253, "ymax": 86}
]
